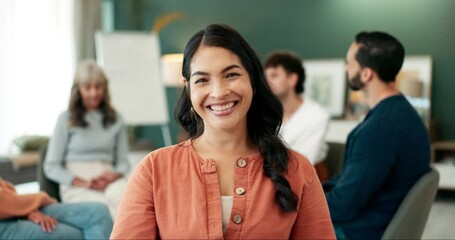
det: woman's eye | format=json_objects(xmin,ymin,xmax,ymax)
[
  {"xmin": 226, "ymin": 72, "xmax": 240, "ymax": 79},
  {"xmin": 194, "ymin": 78, "xmax": 208, "ymax": 84}
]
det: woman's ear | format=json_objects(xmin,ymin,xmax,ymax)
[{"xmin": 183, "ymin": 78, "xmax": 188, "ymax": 87}]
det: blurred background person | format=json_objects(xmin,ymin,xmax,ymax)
[
  {"xmin": 265, "ymin": 51, "xmax": 330, "ymax": 180},
  {"xmin": 0, "ymin": 176, "xmax": 113, "ymax": 239},
  {"xmin": 323, "ymin": 31, "xmax": 431, "ymax": 239},
  {"xmin": 44, "ymin": 59, "xmax": 130, "ymax": 218}
]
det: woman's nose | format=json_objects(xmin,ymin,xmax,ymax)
[{"xmin": 210, "ymin": 81, "xmax": 230, "ymax": 98}]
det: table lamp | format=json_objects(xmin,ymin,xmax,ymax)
[{"xmin": 161, "ymin": 53, "xmax": 184, "ymax": 87}]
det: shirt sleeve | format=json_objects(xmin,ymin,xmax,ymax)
[
  {"xmin": 291, "ymin": 114, "xmax": 329, "ymax": 165},
  {"xmin": 325, "ymin": 128, "xmax": 395, "ymax": 223},
  {"xmin": 290, "ymin": 166, "xmax": 336, "ymax": 239},
  {"xmin": 44, "ymin": 112, "xmax": 74, "ymax": 185},
  {"xmin": 0, "ymin": 179, "xmax": 49, "ymax": 220},
  {"xmin": 111, "ymin": 157, "xmax": 157, "ymax": 239},
  {"xmin": 113, "ymin": 114, "xmax": 130, "ymax": 175}
]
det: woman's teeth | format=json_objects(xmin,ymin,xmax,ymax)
[{"xmin": 209, "ymin": 102, "xmax": 235, "ymax": 111}]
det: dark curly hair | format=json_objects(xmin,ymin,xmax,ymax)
[{"xmin": 264, "ymin": 51, "xmax": 306, "ymax": 94}]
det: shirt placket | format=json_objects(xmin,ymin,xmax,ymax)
[
  {"xmin": 201, "ymin": 159, "xmax": 224, "ymax": 239},
  {"xmin": 224, "ymin": 157, "xmax": 249, "ymax": 239}
]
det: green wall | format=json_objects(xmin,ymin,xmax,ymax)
[{"xmin": 110, "ymin": 0, "xmax": 455, "ymax": 147}]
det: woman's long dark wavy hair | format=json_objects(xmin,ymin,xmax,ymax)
[
  {"xmin": 68, "ymin": 59, "xmax": 116, "ymax": 128},
  {"xmin": 175, "ymin": 24, "xmax": 297, "ymax": 212}
]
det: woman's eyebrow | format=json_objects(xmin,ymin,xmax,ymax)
[{"xmin": 191, "ymin": 64, "xmax": 241, "ymax": 78}]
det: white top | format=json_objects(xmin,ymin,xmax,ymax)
[
  {"xmin": 221, "ymin": 196, "xmax": 233, "ymax": 233},
  {"xmin": 280, "ymin": 97, "xmax": 330, "ymax": 165}
]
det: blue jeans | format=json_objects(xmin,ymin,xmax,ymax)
[{"xmin": 0, "ymin": 202, "xmax": 113, "ymax": 239}]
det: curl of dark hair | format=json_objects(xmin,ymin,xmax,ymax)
[
  {"xmin": 264, "ymin": 51, "xmax": 306, "ymax": 94},
  {"xmin": 175, "ymin": 24, "xmax": 297, "ymax": 212}
]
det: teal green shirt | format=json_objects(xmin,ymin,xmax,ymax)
[{"xmin": 44, "ymin": 110, "xmax": 130, "ymax": 185}]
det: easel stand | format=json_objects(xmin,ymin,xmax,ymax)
[{"xmin": 161, "ymin": 124, "xmax": 172, "ymax": 146}]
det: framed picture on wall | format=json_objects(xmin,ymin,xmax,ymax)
[
  {"xmin": 302, "ymin": 59, "xmax": 347, "ymax": 117},
  {"xmin": 396, "ymin": 55, "xmax": 432, "ymax": 126}
]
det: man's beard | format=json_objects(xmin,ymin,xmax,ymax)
[{"xmin": 348, "ymin": 72, "xmax": 365, "ymax": 91}]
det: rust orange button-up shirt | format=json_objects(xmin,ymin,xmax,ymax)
[
  {"xmin": 111, "ymin": 141, "xmax": 335, "ymax": 239},
  {"xmin": 0, "ymin": 177, "xmax": 49, "ymax": 220}
]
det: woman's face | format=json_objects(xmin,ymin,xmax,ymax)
[
  {"xmin": 187, "ymin": 46, "xmax": 253, "ymax": 133},
  {"xmin": 79, "ymin": 80, "xmax": 105, "ymax": 111}
]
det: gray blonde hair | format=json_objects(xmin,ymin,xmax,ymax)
[
  {"xmin": 68, "ymin": 59, "xmax": 116, "ymax": 127},
  {"xmin": 73, "ymin": 59, "xmax": 108, "ymax": 85}
]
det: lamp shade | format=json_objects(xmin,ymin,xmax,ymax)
[
  {"xmin": 398, "ymin": 77, "xmax": 423, "ymax": 98},
  {"xmin": 161, "ymin": 53, "xmax": 183, "ymax": 86}
]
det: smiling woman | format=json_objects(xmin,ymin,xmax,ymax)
[
  {"xmin": 187, "ymin": 46, "xmax": 253, "ymax": 133},
  {"xmin": 111, "ymin": 24, "xmax": 335, "ymax": 239}
]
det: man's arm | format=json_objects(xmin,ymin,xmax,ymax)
[{"xmin": 325, "ymin": 128, "xmax": 395, "ymax": 223}]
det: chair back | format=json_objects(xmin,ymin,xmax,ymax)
[
  {"xmin": 37, "ymin": 146, "xmax": 61, "ymax": 201},
  {"xmin": 381, "ymin": 168, "xmax": 439, "ymax": 239},
  {"xmin": 325, "ymin": 142, "xmax": 345, "ymax": 177}
]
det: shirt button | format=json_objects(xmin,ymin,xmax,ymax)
[
  {"xmin": 237, "ymin": 158, "xmax": 247, "ymax": 168},
  {"xmin": 232, "ymin": 214, "xmax": 243, "ymax": 224},
  {"xmin": 235, "ymin": 187, "xmax": 246, "ymax": 195}
]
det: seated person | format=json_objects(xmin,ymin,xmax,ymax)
[
  {"xmin": 0, "ymin": 177, "xmax": 112, "ymax": 239},
  {"xmin": 44, "ymin": 60, "xmax": 130, "ymax": 218},
  {"xmin": 323, "ymin": 31, "xmax": 431, "ymax": 239},
  {"xmin": 264, "ymin": 51, "xmax": 330, "ymax": 180}
]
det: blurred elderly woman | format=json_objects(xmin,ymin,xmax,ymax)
[{"xmin": 44, "ymin": 59, "xmax": 129, "ymax": 218}]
